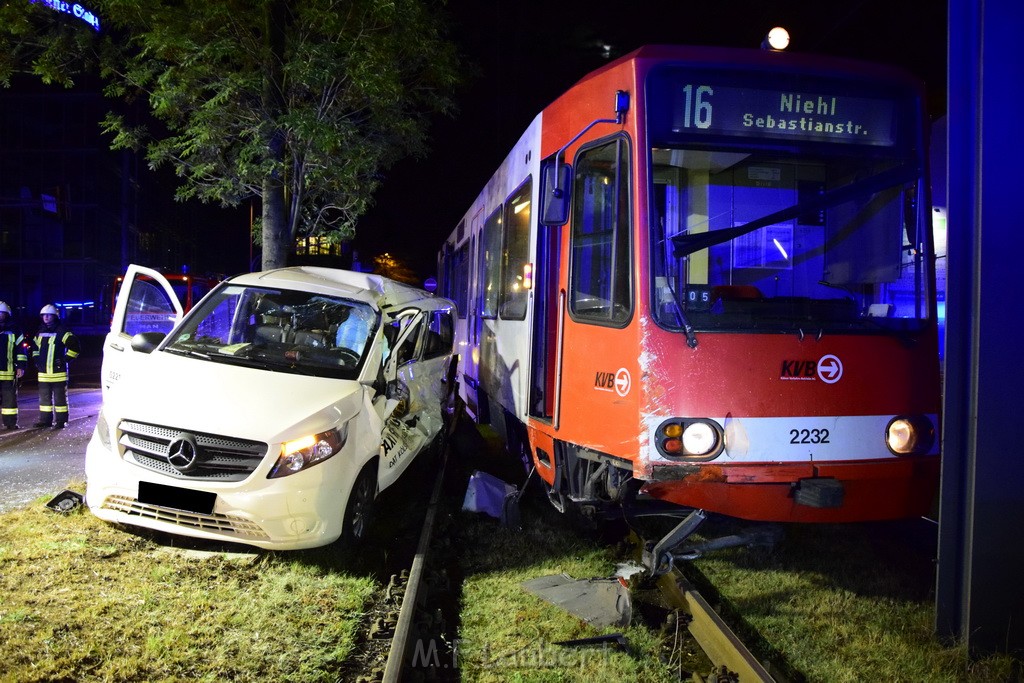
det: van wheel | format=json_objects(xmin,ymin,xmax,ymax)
[{"xmin": 342, "ymin": 464, "xmax": 377, "ymax": 546}]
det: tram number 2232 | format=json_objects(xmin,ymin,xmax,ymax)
[
  {"xmin": 790, "ymin": 428, "xmax": 831, "ymax": 445},
  {"xmin": 680, "ymin": 84, "xmax": 714, "ymax": 129}
]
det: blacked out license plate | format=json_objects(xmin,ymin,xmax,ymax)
[{"xmin": 138, "ymin": 481, "xmax": 217, "ymax": 515}]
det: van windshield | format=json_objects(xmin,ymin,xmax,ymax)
[{"xmin": 164, "ymin": 285, "xmax": 379, "ymax": 380}]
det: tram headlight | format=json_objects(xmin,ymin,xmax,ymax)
[
  {"xmin": 885, "ymin": 415, "xmax": 935, "ymax": 456},
  {"xmin": 269, "ymin": 425, "xmax": 348, "ymax": 478},
  {"xmin": 682, "ymin": 422, "xmax": 717, "ymax": 455},
  {"xmin": 655, "ymin": 418, "xmax": 724, "ymax": 459}
]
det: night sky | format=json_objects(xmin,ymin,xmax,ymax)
[{"xmin": 352, "ymin": 0, "xmax": 947, "ymax": 279}]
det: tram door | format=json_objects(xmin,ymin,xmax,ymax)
[
  {"xmin": 551, "ymin": 136, "xmax": 635, "ymax": 445},
  {"xmin": 466, "ymin": 214, "xmax": 483, "ymax": 418},
  {"xmin": 528, "ymin": 222, "xmax": 560, "ymax": 420}
]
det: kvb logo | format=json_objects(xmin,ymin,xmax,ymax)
[
  {"xmin": 594, "ymin": 371, "xmax": 616, "ymax": 391},
  {"xmin": 780, "ymin": 355, "xmax": 844, "ymax": 383},
  {"xmin": 816, "ymin": 354, "xmax": 843, "ymax": 384},
  {"xmin": 780, "ymin": 359, "xmax": 817, "ymax": 380},
  {"xmin": 594, "ymin": 368, "xmax": 632, "ymax": 396}
]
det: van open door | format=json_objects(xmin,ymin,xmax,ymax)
[{"xmin": 102, "ymin": 265, "xmax": 184, "ymax": 397}]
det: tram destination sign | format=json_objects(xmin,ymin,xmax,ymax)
[{"xmin": 649, "ymin": 70, "xmax": 900, "ymax": 147}]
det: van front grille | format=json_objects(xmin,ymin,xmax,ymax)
[{"xmin": 118, "ymin": 420, "xmax": 268, "ymax": 481}]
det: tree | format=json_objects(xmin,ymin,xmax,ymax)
[
  {"xmin": 371, "ymin": 252, "xmax": 418, "ymax": 285},
  {"xmin": 0, "ymin": 0, "xmax": 460, "ymax": 270}
]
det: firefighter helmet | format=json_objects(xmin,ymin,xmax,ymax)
[
  {"xmin": 0, "ymin": 301, "xmax": 10, "ymax": 315},
  {"xmin": 40, "ymin": 304, "xmax": 59, "ymax": 316}
]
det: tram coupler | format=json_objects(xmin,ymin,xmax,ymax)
[
  {"xmin": 641, "ymin": 511, "xmax": 785, "ymax": 575},
  {"xmin": 669, "ymin": 524, "xmax": 784, "ymax": 562},
  {"xmin": 642, "ymin": 508, "xmax": 707, "ymax": 576}
]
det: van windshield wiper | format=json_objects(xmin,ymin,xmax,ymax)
[
  {"xmin": 222, "ymin": 347, "xmax": 328, "ymax": 375},
  {"xmin": 670, "ymin": 164, "xmax": 919, "ymax": 258},
  {"xmin": 164, "ymin": 345, "xmax": 210, "ymax": 360}
]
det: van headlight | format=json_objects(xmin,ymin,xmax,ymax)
[{"xmin": 268, "ymin": 424, "xmax": 348, "ymax": 478}]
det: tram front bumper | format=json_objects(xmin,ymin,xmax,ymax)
[{"xmin": 639, "ymin": 457, "xmax": 940, "ymax": 523}]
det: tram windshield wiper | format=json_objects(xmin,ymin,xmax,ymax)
[
  {"xmin": 664, "ymin": 287, "xmax": 699, "ymax": 349},
  {"xmin": 670, "ymin": 163, "xmax": 919, "ymax": 258}
]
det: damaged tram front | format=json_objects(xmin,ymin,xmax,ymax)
[{"xmin": 438, "ymin": 46, "xmax": 941, "ymax": 565}]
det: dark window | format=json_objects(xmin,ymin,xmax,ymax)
[
  {"xmin": 447, "ymin": 244, "xmax": 469, "ymax": 319},
  {"xmin": 423, "ymin": 310, "xmax": 454, "ymax": 360},
  {"xmin": 124, "ymin": 277, "xmax": 178, "ymax": 337},
  {"xmin": 480, "ymin": 207, "xmax": 503, "ymax": 319},
  {"xmin": 569, "ymin": 137, "xmax": 632, "ymax": 324},
  {"xmin": 387, "ymin": 311, "xmax": 423, "ymax": 367},
  {"xmin": 499, "ymin": 179, "xmax": 532, "ymax": 320}
]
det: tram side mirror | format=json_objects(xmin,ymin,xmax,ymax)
[{"xmin": 540, "ymin": 162, "xmax": 572, "ymax": 226}]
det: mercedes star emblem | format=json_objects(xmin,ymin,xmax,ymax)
[{"xmin": 166, "ymin": 433, "xmax": 202, "ymax": 473}]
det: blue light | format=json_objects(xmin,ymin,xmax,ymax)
[{"xmin": 31, "ymin": 0, "xmax": 101, "ymax": 32}]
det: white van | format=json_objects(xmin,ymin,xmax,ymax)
[{"xmin": 86, "ymin": 265, "xmax": 456, "ymax": 550}]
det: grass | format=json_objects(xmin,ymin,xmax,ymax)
[
  {"xmin": 4, "ymin": 471, "xmax": 1020, "ymax": 682},
  {"xmin": 0, "ymin": 488, "xmax": 376, "ymax": 683},
  {"xmin": 455, "ymin": 485, "xmax": 1022, "ymax": 683},
  {"xmin": 454, "ymin": 499, "xmax": 706, "ymax": 683},
  {"xmin": 684, "ymin": 519, "xmax": 1021, "ymax": 683}
]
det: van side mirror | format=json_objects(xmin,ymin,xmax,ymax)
[
  {"xmin": 540, "ymin": 162, "xmax": 572, "ymax": 226},
  {"xmin": 131, "ymin": 332, "xmax": 166, "ymax": 353}
]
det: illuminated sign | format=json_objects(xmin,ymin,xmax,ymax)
[
  {"xmin": 32, "ymin": 0, "xmax": 101, "ymax": 32},
  {"xmin": 648, "ymin": 68, "xmax": 903, "ymax": 147}
]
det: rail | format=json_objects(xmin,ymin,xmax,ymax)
[
  {"xmin": 368, "ymin": 404, "xmax": 781, "ymax": 682},
  {"xmin": 380, "ymin": 399, "xmax": 462, "ymax": 682},
  {"xmin": 657, "ymin": 569, "xmax": 780, "ymax": 682}
]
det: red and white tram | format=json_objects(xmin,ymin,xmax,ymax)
[{"xmin": 438, "ymin": 45, "xmax": 940, "ymax": 561}]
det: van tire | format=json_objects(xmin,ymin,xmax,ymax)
[{"xmin": 342, "ymin": 463, "xmax": 377, "ymax": 546}]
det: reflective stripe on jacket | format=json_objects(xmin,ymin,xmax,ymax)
[
  {"xmin": 1, "ymin": 327, "xmax": 27, "ymax": 381},
  {"xmin": 33, "ymin": 327, "xmax": 79, "ymax": 382}
]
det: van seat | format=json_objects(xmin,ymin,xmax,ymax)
[
  {"xmin": 254, "ymin": 325, "xmax": 291, "ymax": 344},
  {"xmin": 294, "ymin": 330, "xmax": 329, "ymax": 348}
]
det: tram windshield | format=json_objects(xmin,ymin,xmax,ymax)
[{"xmin": 647, "ymin": 70, "xmax": 932, "ymax": 336}]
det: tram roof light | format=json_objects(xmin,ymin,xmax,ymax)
[{"xmin": 762, "ymin": 26, "xmax": 790, "ymax": 51}]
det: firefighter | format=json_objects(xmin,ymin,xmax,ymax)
[
  {"xmin": 32, "ymin": 304, "xmax": 80, "ymax": 429},
  {"xmin": 0, "ymin": 301, "xmax": 28, "ymax": 430}
]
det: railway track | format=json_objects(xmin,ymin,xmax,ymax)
[
  {"xmin": 335, "ymin": 403, "xmax": 462, "ymax": 683},
  {"xmin": 655, "ymin": 565, "xmax": 779, "ymax": 682},
  {"xmin": 381, "ymin": 422, "xmax": 453, "ymax": 683},
  {"xmin": 344, "ymin": 411, "xmax": 783, "ymax": 682}
]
